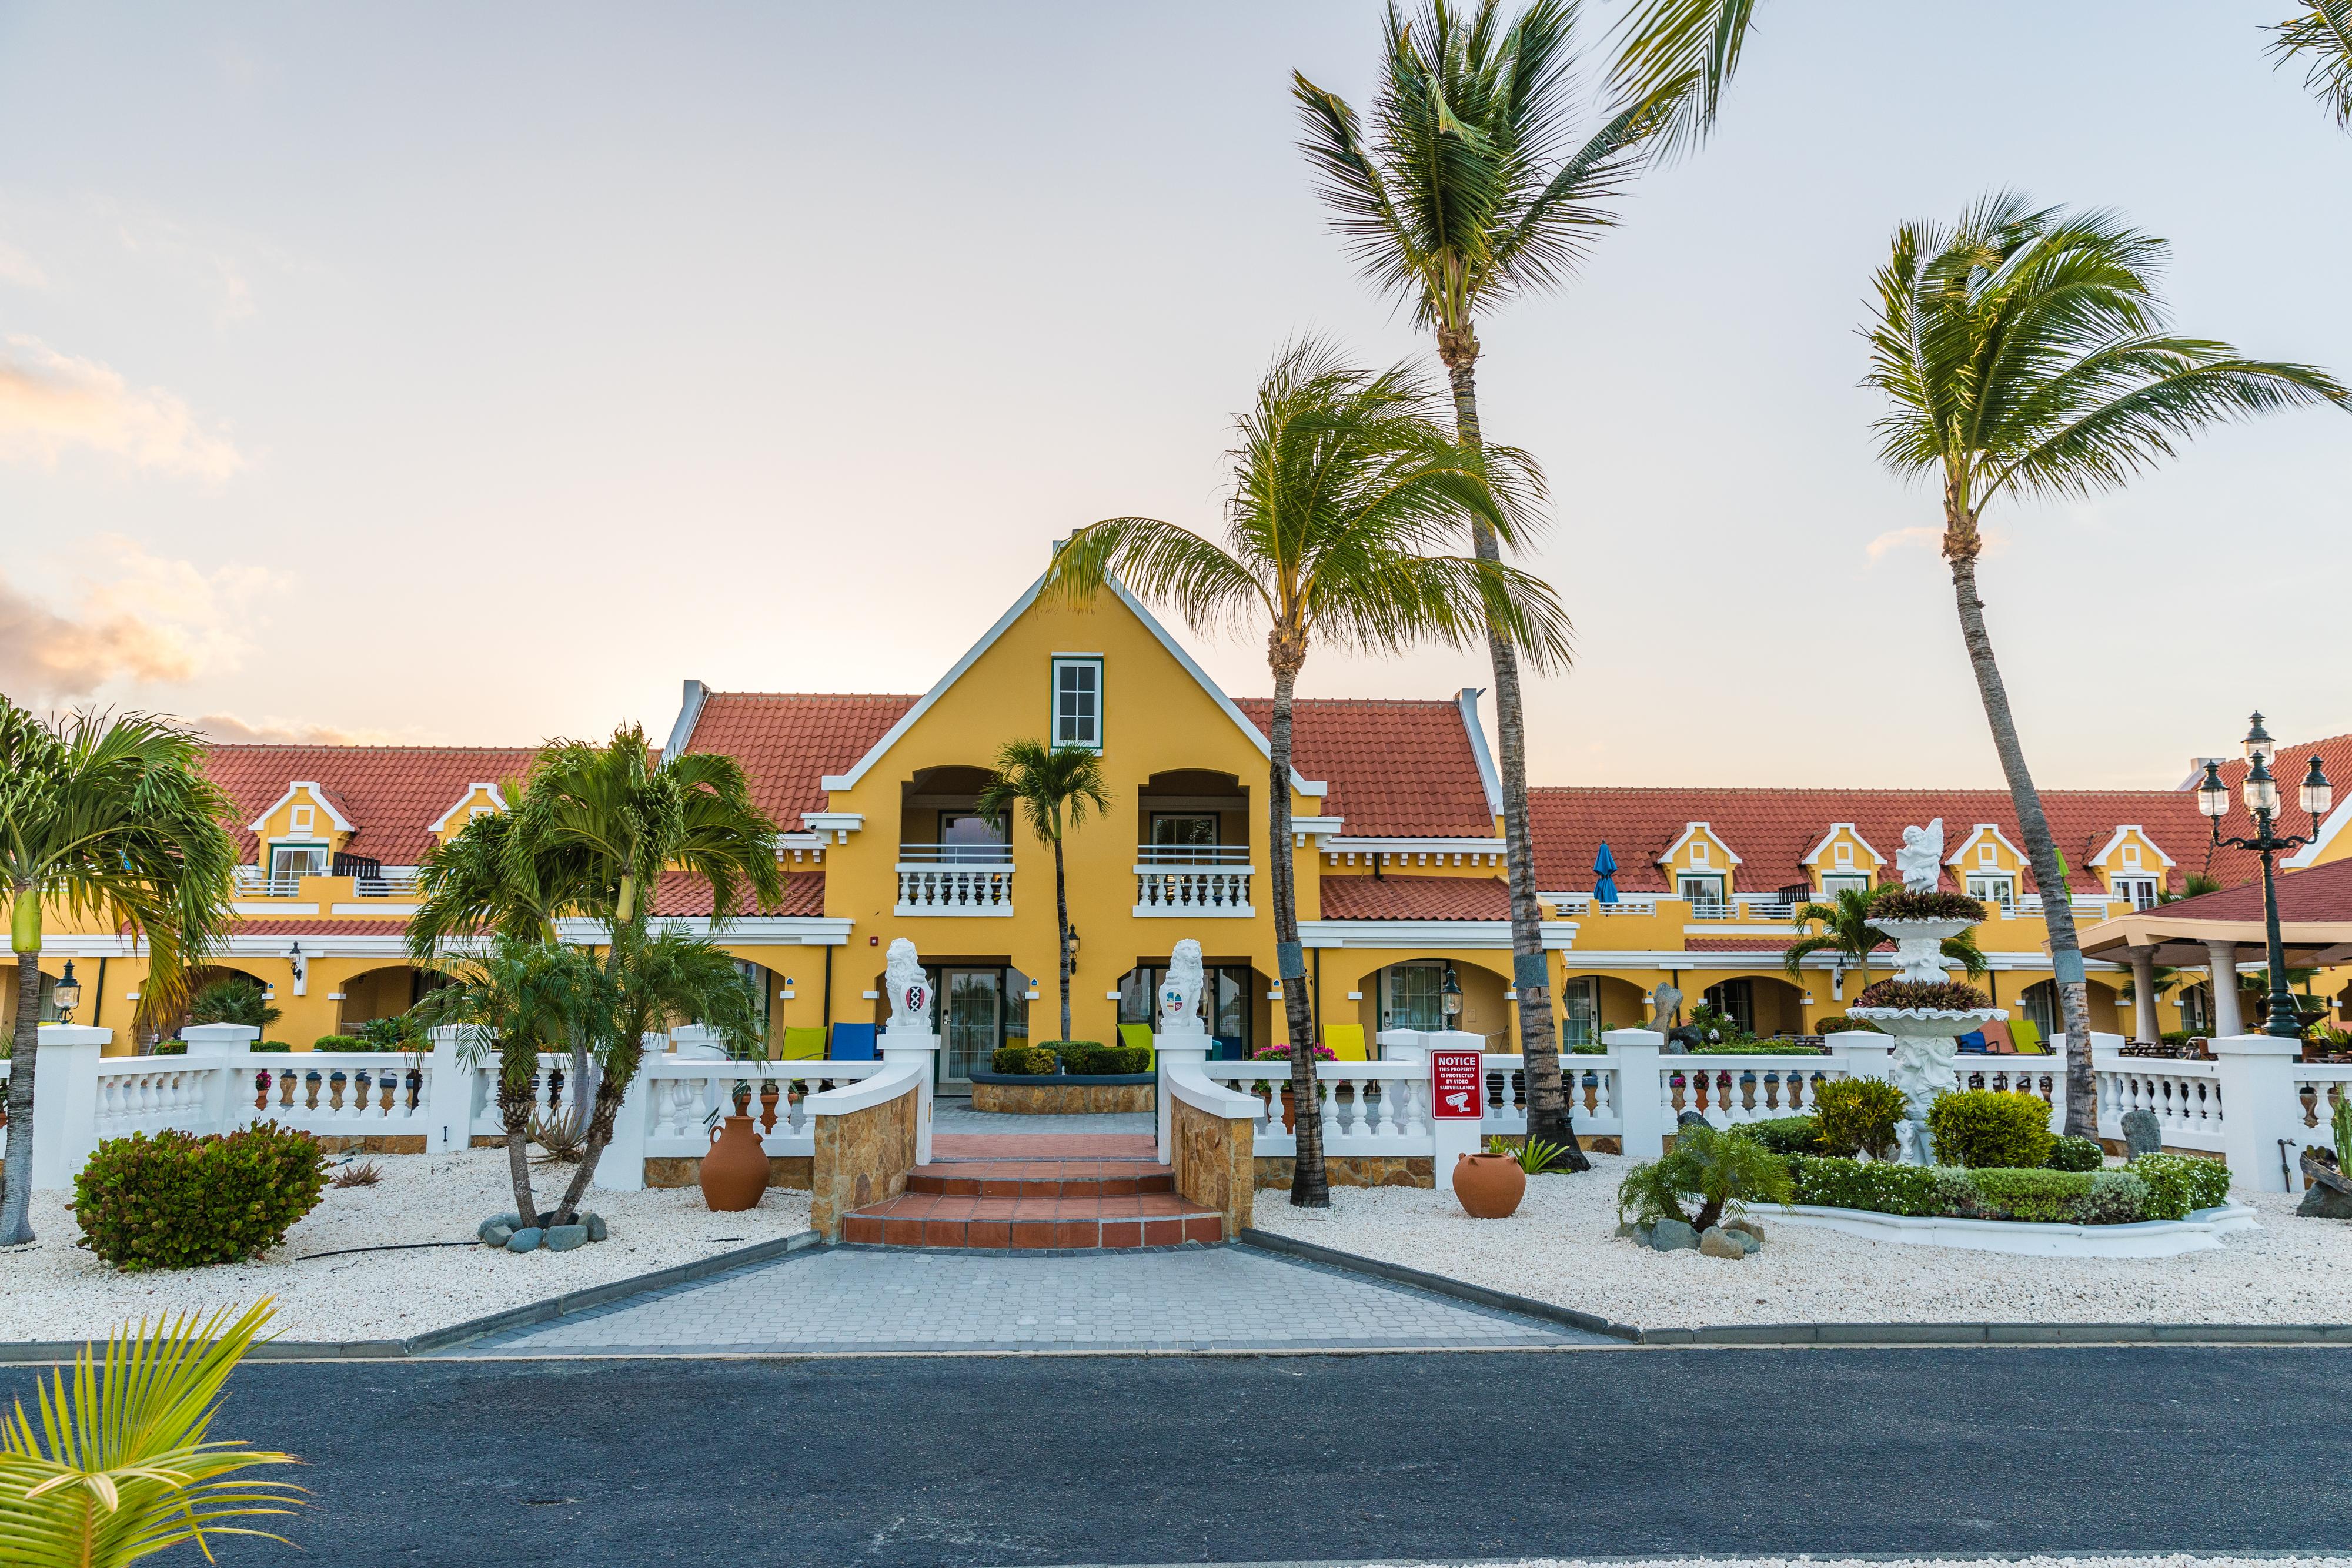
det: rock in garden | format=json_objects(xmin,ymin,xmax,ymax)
[
  {"xmin": 544, "ymin": 1224, "xmax": 589, "ymax": 1252},
  {"xmin": 1676, "ymin": 1110, "xmax": 1710, "ymax": 1132},
  {"xmin": 1725, "ymin": 1216, "xmax": 1765, "ymax": 1242},
  {"xmin": 477, "ymin": 1213, "xmax": 521, "ymax": 1241},
  {"xmin": 1649, "ymin": 1218, "xmax": 1699, "ymax": 1251},
  {"xmin": 506, "ymin": 1226, "xmax": 544, "ymax": 1252},
  {"xmin": 479, "ymin": 1222, "xmax": 514, "ymax": 1249},
  {"xmin": 2121, "ymin": 1109, "xmax": 2163, "ymax": 1159},
  {"xmin": 1734, "ymin": 1228, "xmax": 1762, "ymax": 1254},
  {"xmin": 1700, "ymin": 1226, "xmax": 1748, "ymax": 1259},
  {"xmin": 583, "ymin": 1213, "xmax": 608, "ymax": 1242},
  {"xmin": 1630, "ymin": 1222, "xmax": 1655, "ymax": 1247},
  {"xmin": 2297, "ymin": 1182, "xmax": 2352, "ymax": 1219}
]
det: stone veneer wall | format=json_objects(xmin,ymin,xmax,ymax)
[
  {"xmin": 1254, "ymin": 1154, "xmax": 1434, "ymax": 1189},
  {"xmin": 644, "ymin": 1155, "xmax": 814, "ymax": 1190},
  {"xmin": 809, "ymin": 1089, "xmax": 920, "ymax": 1238},
  {"xmin": 1171, "ymin": 1097, "xmax": 1254, "ymax": 1238},
  {"xmin": 972, "ymin": 1079, "xmax": 1155, "ymax": 1115}
]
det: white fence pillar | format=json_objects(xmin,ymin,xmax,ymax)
[
  {"xmin": 29, "ymin": 1025, "xmax": 111, "ymax": 1191},
  {"xmin": 1155, "ymin": 1031, "xmax": 1210, "ymax": 1165},
  {"xmin": 422, "ymin": 1027, "xmax": 474, "ymax": 1155},
  {"xmin": 593, "ymin": 1068, "xmax": 650, "ymax": 1191},
  {"xmin": 1426, "ymin": 1029, "xmax": 1485, "ymax": 1191},
  {"xmin": 178, "ymin": 1023, "xmax": 252, "ymax": 1131},
  {"xmin": 1605, "ymin": 1028, "xmax": 1666, "ymax": 1158},
  {"xmin": 2210, "ymin": 1032, "xmax": 2304, "ymax": 1193},
  {"xmin": 880, "ymin": 1027, "xmax": 938, "ymax": 1165},
  {"xmin": 2207, "ymin": 944, "xmax": 2246, "ymax": 1039}
]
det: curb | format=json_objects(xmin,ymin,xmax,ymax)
[
  {"xmin": 0, "ymin": 1229, "xmax": 827, "ymax": 1365},
  {"xmin": 1236, "ymin": 1230, "xmax": 2352, "ymax": 1348}
]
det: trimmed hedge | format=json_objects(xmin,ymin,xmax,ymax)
[
  {"xmin": 1814, "ymin": 1077, "xmax": 1905, "ymax": 1159},
  {"xmin": 1927, "ymin": 1089, "xmax": 2055, "ymax": 1169},
  {"xmin": 1787, "ymin": 1155, "xmax": 1947, "ymax": 1216},
  {"xmin": 1731, "ymin": 1115, "xmax": 1822, "ymax": 1155},
  {"xmin": 989, "ymin": 1045, "xmax": 1058, "ymax": 1075},
  {"xmin": 2044, "ymin": 1135, "xmax": 2104, "ymax": 1172},
  {"xmin": 1853, "ymin": 979, "xmax": 1992, "ymax": 1011},
  {"xmin": 311, "ymin": 1034, "xmax": 410, "ymax": 1053},
  {"xmin": 1870, "ymin": 890, "xmax": 1988, "ymax": 921},
  {"xmin": 1816, "ymin": 1015, "xmax": 1883, "ymax": 1035},
  {"xmin": 1967, "ymin": 1168, "xmax": 2147, "ymax": 1225},
  {"xmin": 2131, "ymin": 1152, "xmax": 2231, "ymax": 1220},
  {"xmin": 1048, "ymin": 1041, "xmax": 1151, "ymax": 1076},
  {"xmin": 74, "ymin": 1122, "xmax": 328, "ymax": 1270}
]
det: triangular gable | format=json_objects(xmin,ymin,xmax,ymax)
[
  {"xmin": 1655, "ymin": 821, "xmax": 1743, "ymax": 867},
  {"xmin": 246, "ymin": 781, "xmax": 355, "ymax": 837},
  {"xmin": 1802, "ymin": 823, "xmax": 1885, "ymax": 868},
  {"xmin": 428, "ymin": 783, "xmax": 509, "ymax": 835},
  {"xmin": 820, "ymin": 569, "xmax": 1327, "ymax": 797},
  {"xmin": 2088, "ymin": 824, "xmax": 2177, "ymax": 871},
  {"xmin": 1946, "ymin": 822, "xmax": 2027, "ymax": 870}
]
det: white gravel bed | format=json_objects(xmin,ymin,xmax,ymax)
[
  {"xmin": 0, "ymin": 1146, "xmax": 811, "ymax": 1344},
  {"xmin": 1252, "ymin": 1153, "xmax": 2352, "ymax": 1328}
]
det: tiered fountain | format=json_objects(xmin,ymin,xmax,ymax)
[{"xmin": 1845, "ymin": 820, "xmax": 2005, "ymax": 1164}]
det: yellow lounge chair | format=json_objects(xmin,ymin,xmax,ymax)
[
  {"xmin": 1325, "ymin": 1023, "xmax": 1369, "ymax": 1061},
  {"xmin": 1118, "ymin": 1021, "xmax": 1156, "ymax": 1068},
  {"xmin": 2010, "ymin": 1020, "xmax": 2045, "ymax": 1054},
  {"xmin": 781, "ymin": 1025, "xmax": 827, "ymax": 1061}
]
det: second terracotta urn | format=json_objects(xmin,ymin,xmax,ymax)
[
  {"xmin": 1452, "ymin": 1152, "xmax": 1526, "ymax": 1219},
  {"xmin": 699, "ymin": 1115, "xmax": 769, "ymax": 1212}
]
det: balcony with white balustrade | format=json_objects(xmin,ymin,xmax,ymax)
[{"xmin": 1134, "ymin": 844, "xmax": 1254, "ymax": 917}]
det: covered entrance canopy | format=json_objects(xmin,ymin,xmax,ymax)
[{"xmin": 2078, "ymin": 858, "xmax": 2352, "ymax": 1040}]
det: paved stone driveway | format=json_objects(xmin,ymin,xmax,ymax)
[{"xmin": 443, "ymin": 1244, "xmax": 1607, "ymax": 1357}]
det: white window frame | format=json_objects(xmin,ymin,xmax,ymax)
[
  {"xmin": 1381, "ymin": 962, "xmax": 1445, "ymax": 1032},
  {"xmin": 2114, "ymin": 875, "xmax": 2160, "ymax": 911},
  {"xmin": 1677, "ymin": 872, "xmax": 1726, "ymax": 908},
  {"xmin": 1966, "ymin": 872, "xmax": 2015, "ymax": 911},
  {"xmin": 1051, "ymin": 657, "xmax": 1104, "ymax": 751},
  {"xmin": 1820, "ymin": 873, "xmax": 1870, "ymax": 898}
]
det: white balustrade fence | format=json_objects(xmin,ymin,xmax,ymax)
[
  {"xmin": 1133, "ymin": 867, "xmax": 1253, "ymax": 915},
  {"xmin": 894, "ymin": 865, "xmax": 1014, "ymax": 915}
]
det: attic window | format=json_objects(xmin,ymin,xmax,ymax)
[
  {"xmin": 1053, "ymin": 657, "xmax": 1102, "ymax": 751},
  {"xmin": 1689, "ymin": 840, "xmax": 1709, "ymax": 864},
  {"xmin": 1834, "ymin": 842, "xmax": 1852, "ymax": 866},
  {"xmin": 2121, "ymin": 842, "xmax": 2141, "ymax": 866},
  {"xmin": 1978, "ymin": 842, "xmax": 1997, "ymax": 866},
  {"xmin": 470, "ymin": 805, "xmax": 493, "ymax": 821},
  {"xmin": 291, "ymin": 804, "xmax": 314, "ymax": 833}
]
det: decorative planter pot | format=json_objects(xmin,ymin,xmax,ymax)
[
  {"xmin": 699, "ymin": 1115, "xmax": 769, "ymax": 1211},
  {"xmin": 1453, "ymin": 1153, "xmax": 1526, "ymax": 1219}
]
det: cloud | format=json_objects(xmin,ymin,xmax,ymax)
[
  {"xmin": 0, "ymin": 335, "xmax": 245, "ymax": 480},
  {"xmin": 0, "ymin": 537, "xmax": 284, "ymax": 703},
  {"xmin": 0, "ymin": 241, "xmax": 45, "ymax": 289},
  {"xmin": 193, "ymin": 712, "xmax": 407, "ymax": 746}
]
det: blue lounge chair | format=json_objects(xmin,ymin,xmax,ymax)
[{"xmin": 828, "ymin": 1022, "xmax": 878, "ymax": 1061}]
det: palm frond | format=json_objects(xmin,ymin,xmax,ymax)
[
  {"xmin": 1606, "ymin": 0, "xmax": 1762, "ymax": 159},
  {"xmin": 2271, "ymin": 1, "xmax": 2352, "ymax": 131}
]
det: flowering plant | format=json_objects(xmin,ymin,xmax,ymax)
[{"xmin": 1251, "ymin": 1044, "xmax": 1337, "ymax": 1061}]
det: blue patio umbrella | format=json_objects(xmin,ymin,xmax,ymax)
[{"xmin": 1592, "ymin": 841, "xmax": 1620, "ymax": 904}]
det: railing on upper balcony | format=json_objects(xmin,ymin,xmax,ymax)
[
  {"xmin": 1134, "ymin": 844, "xmax": 1253, "ymax": 916},
  {"xmin": 895, "ymin": 843, "xmax": 1014, "ymax": 915},
  {"xmin": 1549, "ymin": 893, "xmax": 1659, "ymax": 916},
  {"xmin": 234, "ymin": 864, "xmax": 419, "ymax": 899}
]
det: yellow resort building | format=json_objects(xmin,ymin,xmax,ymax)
[{"xmin": 12, "ymin": 570, "xmax": 2352, "ymax": 1071}]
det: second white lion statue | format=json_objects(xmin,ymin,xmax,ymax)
[
  {"xmin": 1159, "ymin": 938, "xmax": 1206, "ymax": 1037},
  {"xmin": 885, "ymin": 938, "xmax": 932, "ymax": 1035}
]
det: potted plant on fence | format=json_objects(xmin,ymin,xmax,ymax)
[{"xmin": 1250, "ymin": 1042, "xmax": 1333, "ymax": 1128}]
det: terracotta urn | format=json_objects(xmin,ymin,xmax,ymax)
[
  {"xmin": 1452, "ymin": 1152, "xmax": 1526, "ymax": 1219},
  {"xmin": 699, "ymin": 1115, "xmax": 769, "ymax": 1212}
]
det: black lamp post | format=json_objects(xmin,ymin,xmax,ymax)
[
  {"xmin": 52, "ymin": 960, "xmax": 81, "ymax": 1024},
  {"xmin": 1441, "ymin": 964, "xmax": 1463, "ymax": 1022},
  {"xmin": 2196, "ymin": 711, "xmax": 2333, "ymax": 1040}
]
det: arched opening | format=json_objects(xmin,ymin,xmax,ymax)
[
  {"xmin": 1700, "ymin": 975, "xmax": 1809, "ymax": 1039},
  {"xmin": 900, "ymin": 764, "xmax": 1010, "ymax": 859},
  {"xmin": 1135, "ymin": 770, "xmax": 1250, "ymax": 858},
  {"xmin": 1558, "ymin": 974, "xmax": 1653, "ymax": 1045},
  {"xmin": 335, "ymin": 965, "xmax": 449, "ymax": 1032},
  {"xmin": 148, "ymin": 962, "xmax": 278, "ymax": 1047},
  {"xmin": 2020, "ymin": 978, "xmax": 2125, "ymax": 1039}
]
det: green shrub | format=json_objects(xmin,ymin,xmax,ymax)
[
  {"xmin": 310, "ymin": 1034, "xmax": 375, "ymax": 1053},
  {"xmin": 2130, "ymin": 1152, "xmax": 2230, "ymax": 1220},
  {"xmin": 2078, "ymin": 1171, "xmax": 2151, "ymax": 1225},
  {"xmin": 1814, "ymin": 1078, "xmax": 1905, "ymax": 1159},
  {"xmin": 152, "ymin": 1041, "xmax": 186, "ymax": 1055},
  {"xmin": 1786, "ymin": 1155, "xmax": 1945, "ymax": 1216},
  {"xmin": 253, "ymin": 1041, "xmax": 291, "ymax": 1053},
  {"xmin": 1869, "ymin": 890, "xmax": 1987, "ymax": 921},
  {"xmin": 1688, "ymin": 1041, "xmax": 1823, "ymax": 1055},
  {"xmin": 74, "ymin": 1122, "xmax": 328, "ymax": 1271},
  {"xmin": 1619, "ymin": 1121, "xmax": 1792, "ymax": 1231},
  {"xmin": 1730, "ymin": 1115, "xmax": 1822, "ymax": 1155},
  {"xmin": 2044, "ymin": 1135, "xmax": 2104, "ymax": 1172},
  {"xmin": 1927, "ymin": 1089, "xmax": 2054, "ymax": 1169},
  {"xmin": 1060, "ymin": 1042, "xmax": 1149, "ymax": 1075},
  {"xmin": 1569, "ymin": 1042, "xmax": 1606, "ymax": 1055},
  {"xmin": 1853, "ymin": 979, "xmax": 1992, "ymax": 1011},
  {"xmin": 988, "ymin": 1044, "xmax": 1058, "ymax": 1075},
  {"xmin": 1817, "ymin": 1015, "xmax": 1882, "ymax": 1035},
  {"xmin": 1961, "ymin": 1168, "xmax": 2150, "ymax": 1226}
]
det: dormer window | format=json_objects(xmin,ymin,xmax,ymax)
[
  {"xmin": 2122, "ymin": 843, "xmax": 2141, "ymax": 867},
  {"xmin": 1978, "ymin": 842, "xmax": 1997, "ymax": 866},
  {"xmin": 1689, "ymin": 841, "xmax": 1709, "ymax": 865},
  {"xmin": 291, "ymin": 804, "xmax": 314, "ymax": 834},
  {"xmin": 1053, "ymin": 657, "xmax": 1103, "ymax": 751},
  {"xmin": 1834, "ymin": 842, "xmax": 1852, "ymax": 867}
]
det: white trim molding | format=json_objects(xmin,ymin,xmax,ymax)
[
  {"xmin": 1656, "ymin": 822, "xmax": 1743, "ymax": 867},
  {"xmin": 1298, "ymin": 918, "xmax": 1579, "ymax": 951},
  {"xmin": 427, "ymin": 783, "xmax": 509, "ymax": 835},
  {"xmin": 555, "ymin": 915, "xmax": 854, "ymax": 947},
  {"xmin": 1801, "ymin": 823, "xmax": 1885, "ymax": 868},
  {"xmin": 246, "ymin": 781, "xmax": 354, "ymax": 836},
  {"xmin": 1947, "ymin": 821, "xmax": 2029, "ymax": 871},
  {"xmin": 1291, "ymin": 816, "xmax": 1345, "ymax": 848},
  {"xmin": 2088, "ymin": 823, "xmax": 2177, "ymax": 870},
  {"xmin": 801, "ymin": 812, "xmax": 864, "ymax": 843},
  {"xmin": 1455, "ymin": 687, "xmax": 1505, "ymax": 821}
]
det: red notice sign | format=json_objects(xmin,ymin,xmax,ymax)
[{"xmin": 1431, "ymin": 1049, "xmax": 1482, "ymax": 1121}]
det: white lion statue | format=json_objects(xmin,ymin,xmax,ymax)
[
  {"xmin": 885, "ymin": 938, "xmax": 932, "ymax": 1035},
  {"xmin": 1159, "ymin": 939, "xmax": 1206, "ymax": 1037}
]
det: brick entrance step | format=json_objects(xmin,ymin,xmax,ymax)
[{"xmin": 847, "ymin": 1156, "xmax": 1216, "ymax": 1248}]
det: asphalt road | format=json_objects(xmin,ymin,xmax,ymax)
[{"xmin": 13, "ymin": 1347, "xmax": 2350, "ymax": 1567}]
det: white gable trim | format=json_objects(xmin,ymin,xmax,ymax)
[
  {"xmin": 2087, "ymin": 824, "xmax": 2177, "ymax": 871},
  {"xmin": 1655, "ymin": 821, "xmax": 1743, "ymax": 867},
  {"xmin": 1454, "ymin": 688, "xmax": 1504, "ymax": 821},
  {"xmin": 1800, "ymin": 823, "xmax": 1885, "ymax": 868},
  {"xmin": 427, "ymin": 783, "xmax": 509, "ymax": 835},
  {"xmin": 2286, "ymin": 794, "xmax": 2352, "ymax": 868},
  {"xmin": 1946, "ymin": 822, "xmax": 2027, "ymax": 869},
  {"xmin": 246, "ymin": 781, "xmax": 355, "ymax": 835},
  {"xmin": 822, "ymin": 570, "xmax": 1325, "ymax": 797}
]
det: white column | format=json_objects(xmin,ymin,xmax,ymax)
[
  {"xmin": 29, "ymin": 1025, "xmax": 111, "ymax": 1191},
  {"xmin": 1154, "ymin": 1030, "xmax": 1209, "ymax": 1165},
  {"xmin": 178, "ymin": 1023, "xmax": 253, "ymax": 1134},
  {"xmin": 1832, "ymin": 1034, "xmax": 1895, "ymax": 1085},
  {"xmin": 2207, "ymin": 942, "xmax": 2244, "ymax": 1038},
  {"xmin": 1426, "ymin": 1028, "xmax": 1486, "ymax": 1191},
  {"xmin": 880, "ymin": 1027, "xmax": 938, "ymax": 1165},
  {"xmin": 1603, "ymin": 1028, "xmax": 1666, "ymax": 1158},
  {"xmin": 2130, "ymin": 954, "xmax": 2160, "ymax": 1045},
  {"xmin": 592, "ymin": 1066, "xmax": 649, "ymax": 1191},
  {"xmin": 2209, "ymin": 1032, "xmax": 2304, "ymax": 1194}
]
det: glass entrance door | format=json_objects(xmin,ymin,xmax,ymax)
[{"xmin": 942, "ymin": 968, "xmax": 1002, "ymax": 1086}]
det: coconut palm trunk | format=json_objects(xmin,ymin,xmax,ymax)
[
  {"xmin": 1439, "ymin": 340, "xmax": 1587, "ymax": 1172},
  {"xmin": 4, "ymin": 939, "xmax": 41, "ymax": 1235},
  {"xmin": 1946, "ymin": 527, "xmax": 2094, "ymax": 1136},
  {"xmin": 1266, "ymin": 634, "xmax": 1328, "ymax": 1206},
  {"xmin": 1053, "ymin": 827, "xmax": 1073, "ymax": 1043},
  {"xmin": 498, "ymin": 1061, "xmax": 541, "ymax": 1228}
]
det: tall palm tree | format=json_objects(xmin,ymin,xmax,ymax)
[
  {"xmin": 2272, "ymin": 4, "xmax": 2352, "ymax": 129},
  {"xmin": 0, "ymin": 704, "xmax": 239, "ymax": 1246},
  {"xmin": 1043, "ymin": 340, "xmax": 1572, "ymax": 1205},
  {"xmin": 1295, "ymin": 1, "xmax": 1664, "ymax": 1154},
  {"xmin": 1863, "ymin": 193, "xmax": 2347, "ymax": 1135},
  {"xmin": 976, "ymin": 740, "xmax": 1110, "ymax": 1045},
  {"xmin": 406, "ymin": 801, "xmax": 587, "ymax": 950},
  {"xmin": 1785, "ymin": 884, "xmax": 1987, "ymax": 998}
]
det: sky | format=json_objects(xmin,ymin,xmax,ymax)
[{"xmin": 0, "ymin": 1, "xmax": 2346, "ymax": 790}]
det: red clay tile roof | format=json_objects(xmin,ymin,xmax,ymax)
[
  {"xmin": 2126, "ymin": 855, "xmax": 2352, "ymax": 925},
  {"xmin": 1235, "ymin": 698, "xmax": 1494, "ymax": 838},
  {"xmin": 1528, "ymin": 787, "xmax": 2218, "ymax": 898},
  {"xmin": 680, "ymin": 693, "xmax": 919, "ymax": 826},
  {"xmin": 650, "ymin": 869, "xmax": 826, "ymax": 919},
  {"xmin": 202, "ymin": 747, "xmax": 540, "ymax": 865},
  {"xmin": 1682, "ymin": 936, "xmax": 1801, "ymax": 952},
  {"xmin": 1318, "ymin": 875, "xmax": 1509, "ymax": 921},
  {"xmin": 225, "ymin": 918, "xmax": 412, "ymax": 936}
]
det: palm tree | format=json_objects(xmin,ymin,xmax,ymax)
[
  {"xmin": 976, "ymin": 741, "xmax": 1110, "ymax": 1044},
  {"xmin": 2157, "ymin": 872, "xmax": 2224, "ymax": 904},
  {"xmin": 1295, "ymin": 0, "xmax": 1663, "ymax": 1153},
  {"xmin": 1785, "ymin": 884, "xmax": 1987, "ymax": 999},
  {"xmin": 0, "ymin": 704, "xmax": 239, "ymax": 1246},
  {"xmin": 185, "ymin": 977, "xmax": 282, "ymax": 1034},
  {"xmin": 1607, "ymin": 0, "xmax": 1762, "ymax": 155},
  {"xmin": 1042, "ymin": 340, "xmax": 1572, "ymax": 1206},
  {"xmin": 1863, "ymin": 193, "xmax": 2348, "ymax": 1135},
  {"xmin": 2272, "ymin": 4, "xmax": 2352, "ymax": 130},
  {"xmin": 409, "ymin": 935, "xmax": 606, "ymax": 1226},
  {"xmin": 406, "ymin": 801, "xmax": 586, "ymax": 950}
]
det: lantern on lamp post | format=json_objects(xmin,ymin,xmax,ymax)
[
  {"xmin": 51, "ymin": 960, "xmax": 81, "ymax": 1024},
  {"xmin": 2198, "ymin": 712, "xmax": 2333, "ymax": 1039}
]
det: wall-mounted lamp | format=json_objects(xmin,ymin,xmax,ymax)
[
  {"xmin": 1441, "ymin": 964, "xmax": 1463, "ymax": 1021},
  {"xmin": 52, "ymin": 961, "xmax": 81, "ymax": 1023}
]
